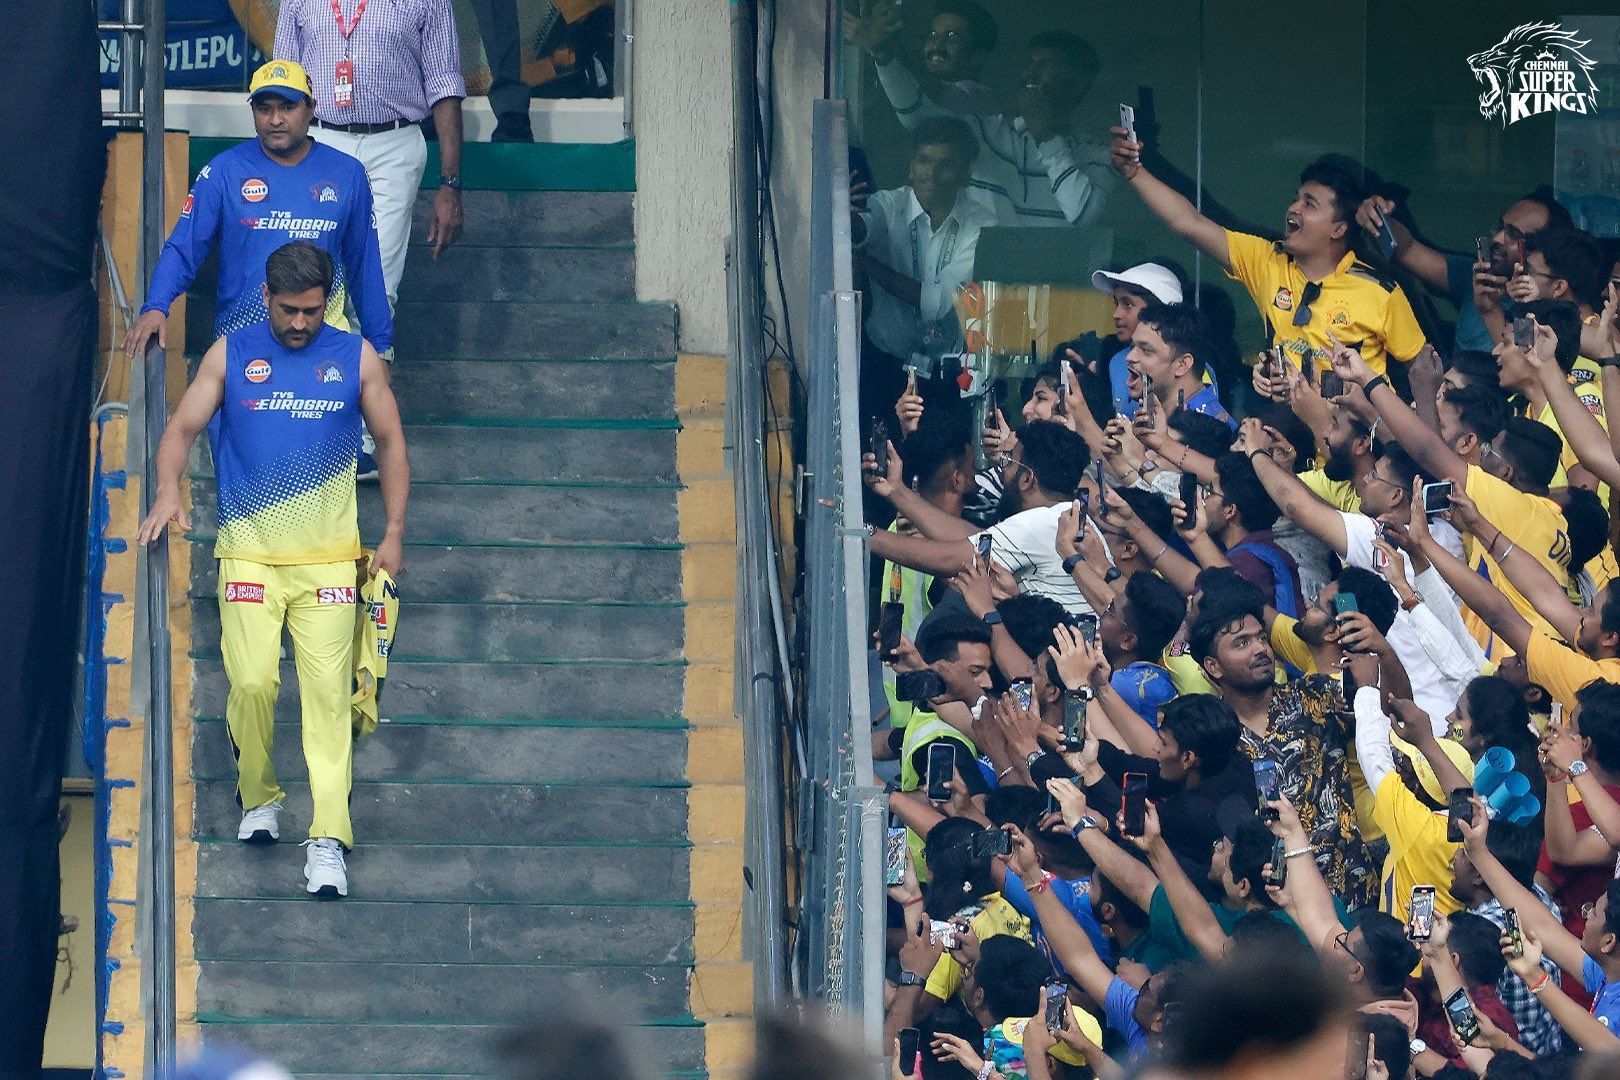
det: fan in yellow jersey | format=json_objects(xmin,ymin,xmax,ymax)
[
  {"xmin": 1108, "ymin": 126, "xmax": 1426, "ymax": 379},
  {"xmin": 137, "ymin": 241, "xmax": 409, "ymax": 899}
]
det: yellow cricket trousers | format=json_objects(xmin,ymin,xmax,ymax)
[{"xmin": 217, "ymin": 558, "xmax": 357, "ymax": 847}]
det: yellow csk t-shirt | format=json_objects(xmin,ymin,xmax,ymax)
[
  {"xmin": 1299, "ymin": 468, "xmax": 1363, "ymax": 513},
  {"xmin": 1373, "ymin": 772, "xmax": 1462, "ymax": 923},
  {"xmin": 1460, "ymin": 465, "xmax": 1571, "ymax": 660},
  {"xmin": 1524, "ymin": 630, "xmax": 1620, "ymax": 717},
  {"xmin": 925, "ymin": 894, "xmax": 1032, "ymax": 1002},
  {"xmin": 1268, "ymin": 613, "xmax": 1318, "ymax": 675},
  {"xmin": 1224, "ymin": 231, "xmax": 1427, "ymax": 377}
]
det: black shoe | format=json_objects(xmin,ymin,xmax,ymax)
[{"xmin": 492, "ymin": 112, "xmax": 534, "ymax": 143}]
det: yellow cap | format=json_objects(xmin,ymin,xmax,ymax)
[
  {"xmin": 248, "ymin": 59, "xmax": 314, "ymax": 104},
  {"xmin": 1389, "ymin": 734, "xmax": 1476, "ymax": 806}
]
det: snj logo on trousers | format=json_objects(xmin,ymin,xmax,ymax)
[
  {"xmin": 1469, "ymin": 22, "xmax": 1600, "ymax": 126},
  {"xmin": 317, "ymin": 587, "xmax": 358, "ymax": 605},
  {"xmin": 241, "ymin": 177, "xmax": 269, "ymax": 202},
  {"xmin": 225, "ymin": 582, "xmax": 265, "ymax": 603},
  {"xmin": 245, "ymin": 358, "xmax": 272, "ymax": 383}
]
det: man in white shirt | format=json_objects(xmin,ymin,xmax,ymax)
[
  {"xmin": 854, "ymin": 115, "xmax": 994, "ymax": 408},
  {"xmin": 1242, "ymin": 425, "xmax": 1474, "ymax": 729},
  {"xmin": 869, "ymin": 420, "xmax": 1098, "ymax": 617},
  {"xmin": 861, "ymin": 29, "xmax": 1117, "ymax": 227}
]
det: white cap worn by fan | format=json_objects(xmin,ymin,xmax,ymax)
[{"xmin": 1090, "ymin": 262, "xmax": 1184, "ymax": 306}]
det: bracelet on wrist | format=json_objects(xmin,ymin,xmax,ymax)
[
  {"xmin": 1527, "ymin": 970, "xmax": 1552, "ymax": 994},
  {"xmin": 1364, "ymin": 374, "xmax": 1389, "ymax": 396},
  {"xmin": 1283, "ymin": 845, "xmax": 1315, "ymax": 861}
]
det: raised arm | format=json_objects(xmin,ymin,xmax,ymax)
[
  {"xmin": 1009, "ymin": 825, "xmax": 1119, "ymax": 1009},
  {"xmin": 1528, "ymin": 318, "xmax": 1620, "ymax": 488},
  {"xmin": 1503, "ymin": 926, "xmax": 1620, "ymax": 1052},
  {"xmin": 1109, "ymin": 129, "xmax": 1231, "ymax": 270},
  {"xmin": 1543, "ymin": 722, "xmax": 1620, "ymax": 859},
  {"xmin": 1333, "ymin": 343, "xmax": 1467, "ymax": 488},
  {"xmin": 1459, "ymin": 799, "xmax": 1590, "ymax": 980},
  {"xmin": 1407, "ymin": 484, "xmax": 1533, "ymax": 658},
  {"xmin": 1264, "ymin": 797, "xmax": 1343, "ymax": 952},
  {"xmin": 1238, "ymin": 421, "xmax": 1349, "ymax": 555},
  {"xmin": 1137, "ymin": 806, "xmax": 1227, "ymax": 962},
  {"xmin": 864, "ymin": 442, "xmax": 979, "ymax": 541},
  {"xmin": 1447, "ymin": 490, "xmax": 1581, "ymax": 644},
  {"xmin": 1047, "ymin": 777, "xmax": 1161, "ymax": 913},
  {"xmin": 1354, "ymin": 195, "xmax": 1451, "ymax": 292}
]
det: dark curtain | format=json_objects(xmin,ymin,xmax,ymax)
[{"xmin": 0, "ymin": 0, "xmax": 107, "ymax": 1072}]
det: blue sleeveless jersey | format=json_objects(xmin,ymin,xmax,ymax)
[{"xmin": 212, "ymin": 321, "xmax": 363, "ymax": 565}]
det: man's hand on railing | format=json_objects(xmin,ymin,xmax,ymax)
[
  {"xmin": 124, "ymin": 309, "xmax": 167, "ymax": 358},
  {"xmin": 136, "ymin": 484, "xmax": 190, "ymax": 545}
]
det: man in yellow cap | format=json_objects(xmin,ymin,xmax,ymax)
[
  {"xmin": 1353, "ymin": 689, "xmax": 1478, "ymax": 924},
  {"xmin": 127, "ymin": 59, "xmax": 391, "ymax": 475}
]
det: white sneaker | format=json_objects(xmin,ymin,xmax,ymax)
[
  {"xmin": 237, "ymin": 803, "xmax": 282, "ymax": 844},
  {"xmin": 302, "ymin": 837, "xmax": 349, "ymax": 898}
]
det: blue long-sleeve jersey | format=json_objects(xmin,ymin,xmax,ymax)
[{"xmin": 142, "ymin": 138, "xmax": 392, "ymax": 353}]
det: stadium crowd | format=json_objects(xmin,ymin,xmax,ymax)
[{"xmin": 850, "ymin": 4, "xmax": 1620, "ymax": 1078}]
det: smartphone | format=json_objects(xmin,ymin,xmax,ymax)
[
  {"xmin": 1179, "ymin": 470, "xmax": 1200, "ymax": 513},
  {"xmin": 1141, "ymin": 372, "xmax": 1156, "ymax": 410},
  {"xmin": 1421, "ymin": 480, "xmax": 1454, "ymax": 517},
  {"xmin": 1513, "ymin": 315, "xmax": 1535, "ymax": 349},
  {"xmin": 976, "ymin": 533, "xmax": 993, "ymax": 563},
  {"xmin": 1076, "ymin": 613, "xmax": 1098, "ymax": 646},
  {"xmin": 1076, "ymin": 490, "xmax": 1090, "ymax": 541},
  {"xmin": 1409, "ymin": 884, "xmax": 1437, "ymax": 941},
  {"xmin": 898, "ymin": 1028, "xmax": 921, "ymax": 1076},
  {"xmin": 1504, "ymin": 908, "xmax": 1524, "ymax": 959},
  {"xmin": 1010, "ymin": 677, "xmax": 1034, "ymax": 713},
  {"xmin": 878, "ymin": 601, "xmax": 904, "ymax": 661},
  {"xmin": 971, "ymin": 828, "xmax": 1012, "ymax": 860},
  {"xmin": 1444, "ymin": 986, "xmax": 1481, "ymax": 1045},
  {"xmin": 885, "ymin": 826, "xmax": 908, "ymax": 886},
  {"xmin": 896, "ymin": 669, "xmax": 946, "ymax": 705},
  {"xmin": 929, "ymin": 919, "xmax": 959, "ymax": 949},
  {"xmin": 1268, "ymin": 344, "xmax": 1285, "ymax": 379},
  {"xmin": 1119, "ymin": 102, "xmax": 1137, "ymax": 143},
  {"xmin": 1122, "ymin": 772, "xmax": 1149, "ymax": 836},
  {"xmin": 1333, "ymin": 593, "xmax": 1360, "ymax": 617},
  {"xmin": 1264, "ymin": 835, "xmax": 1289, "ymax": 889},
  {"xmin": 1476, "ymin": 235, "xmax": 1492, "ymax": 268},
  {"xmin": 1320, "ymin": 370, "xmax": 1344, "ymax": 399},
  {"xmin": 1447, "ymin": 786, "xmax": 1476, "ymax": 844},
  {"xmin": 1043, "ymin": 981, "xmax": 1068, "ymax": 1034},
  {"xmin": 871, "ymin": 420, "xmax": 890, "ymax": 475},
  {"xmin": 1057, "ymin": 359, "xmax": 1072, "ymax": 416},
  {"xmin": 1254, "ymin": 759, "xmax": 1282, "ymax": 820},
  {"xmin": 1061, "ymin": 690, "xmax": 1087, "ymax": 746},
  {"xmin": 925, "ymin": 742, "xmax": 956, "ymax": 802},
  {"xmin": 1374, "ymin": 212, "xmax": 1398, "ymax": 260}
]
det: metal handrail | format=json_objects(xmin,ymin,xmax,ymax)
[{"xmin": 729, "ymin": 0, "xmax": 790, "ymax": 1010}]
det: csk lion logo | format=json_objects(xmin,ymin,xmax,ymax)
[{"xmin": 1467, "ymin": 22, "xmax": 1599, "ymax": 127}]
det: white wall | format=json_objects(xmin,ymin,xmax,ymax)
[{"xmin": 632, "ymin": 0, "xmax": 735, "ymax": 355}]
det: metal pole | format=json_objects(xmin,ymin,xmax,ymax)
[
  {"xmin": 117, "ymin": 0, "xmax": 141, "ymax": 127},
  {"xmin": 137, "ymin": 0, "xmax": 177, "ymax": 1071},
  {"xmin": 730, "ymin": 0, "xmax": 789, "ymax": 1010}
]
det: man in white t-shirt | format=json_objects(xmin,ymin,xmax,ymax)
[
  {"xmin": 869, "ymin": 421, "xmax": 1098, "ymax": 617},
  {"xmin": 1241, "ymin": 423, "xmax": 1479, "ymax": 728}
]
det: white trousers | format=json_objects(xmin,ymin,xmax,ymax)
[{"xmin": 314, "ymin": 123, "xmax": 427, "ymax": 305}]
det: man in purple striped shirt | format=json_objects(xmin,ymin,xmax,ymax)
[{"xmin": 275, "ymin": 0, "xmax": 468, "ymax": 310}]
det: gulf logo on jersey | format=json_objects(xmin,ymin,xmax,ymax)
[
  {"xmin": 318, "ymin": 586, "xmax": 358, "ymax": 605},
  {"xmin": 245, "ymin": 358, "xmax": 272, "ymax": 383},
  {"xmin": 241, "ymin": 178, "xmax": 268, "ymax": 203},
  {"xmin": 225, "ymin": 582, "xmax": 264, "ymax": 603}
]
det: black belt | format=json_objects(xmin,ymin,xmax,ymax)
[{"xmin": 313, "ymin": 117, "xmax": 414, "ymax": 134}]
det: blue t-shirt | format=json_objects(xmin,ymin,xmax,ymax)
[
  {"xmin": 1107, "ymin": 344, "xmax": 1135, "ymax": 418},
  {"xmin": 1186, "ymin": 384, "xmax": 1236, "ymax": 432},
  {"xmin": 143, "ymin": 138, "xmax": 392, "ymax": 351},
  {"xmin": 1002, "ymin": 870, "xmax": 1114, "ymax": 977},
  {"xmin": 1104, "ymin": 977, "xmax": 1149, "ymax": 1060},
  {"xmin": 1583, "ymin": 955, "xmax": 1620, "ymax": 1031},
  {"xmin": 1446, "ymin": 252, "xmax": 1509, "ymax": 354},
  {"xmin": 1111, "ymin": 662, "xmax": 1178, "ymax": 729}
]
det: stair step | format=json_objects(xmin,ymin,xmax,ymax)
[
  {"xmin": 195, "ymin": 841, "xmax": 691, "ymax": 904},
  {"xmin": 189, "ymin": 423, "xmax": 679, "ymax": 485},
  {"xmin": 411, "ymin": 189, "xmax": 633, "ymax": 248},
  {"xmin": 196, "ymin": 960, "xmax": 691, "ymax": 1023},
  {"xmin": 400, "ymin": 246, "xmax": 634, "ymax": 303},
  {"xmin": 192, "ymin": 719, "xmax": 688, "ymax": 785},
  {"xmin": 394, "ymin": 302, "xmax": 676, "ymax": 361},
  {"xmin": 194, "ymin": 898, "xmax": 695, "ymax": 966},
  {"xmin": 190, "ymin": 601, "xmax": 685, "ymax": 663},
  {"xmin": 188, "ymin": 480, "xmax": 680, "ymax": 546},
  {"xmin": 190, "ymin": 658, "xmax": 684, "ymax": 723},
  {"xmin": 189, "ymin": 544, "xmax": 684, "ymax": 604},
  {"xmin": 391, "ymin": 360, "xmax": 675, "ymax": 420},
  {"xmin": 195, "ymin": 1020, "xmax": 706, "ymax": 1076},
  {"xmin": 193, "ymin": 781, "xmax": 689, "ymax": 845}
]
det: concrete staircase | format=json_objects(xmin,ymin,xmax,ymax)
[{"xmin": 182, "ymin": 189, "xmax": 710, "ymax": 1078}]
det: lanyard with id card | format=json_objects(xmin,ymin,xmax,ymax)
[{"xmin": 331, "ymin": 0, "xmax": 367, "ymax": 107}]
